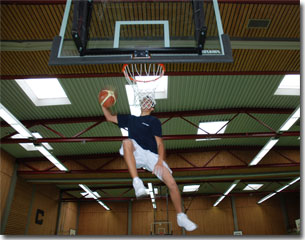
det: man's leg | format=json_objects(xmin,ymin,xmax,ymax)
[
  {"xmin": 122, "ymin": 139, "xmax": 138, "ymax": 178},
  {"xmin": 122, "ymin": 139, "xmax": 148, "ymax": 198},
  {"xmin": 161, "ymin": 168, "xmax": 183, "ymax": 213},
  {"xmin": 161, "ymin": 167, "xmax": 197, "ymax": 231}
]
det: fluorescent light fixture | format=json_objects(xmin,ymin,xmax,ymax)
[
  {"xmin": 120, "ymin": 128, "xmax": 128, "ymax": 136},
  {"xmin": 79, "ymin": 184, "xmax": 98, "ymax": 199},
  {"xmin": 243, "ymin": 184, "xmax": 263, "ymax": 191},
  {"xmin": 12, "ymin": 132, "xmax": 53, "ymax": 151},
  {"xmin": 148, "ymin": 183, "xmax": 156, "ymax": 209},
  {"xmin": 36, "ymin": 145, "xmax": 68, "ymax": 171},
  {"xmin": 249, "ymin": 138, "xmax": 279, "ymax": 166},
  {"xmin": 257, "ymin": 177, "xmax": 300, "ymax": 204},
  {"xmin": 0, "ymin": 103, "xmax": 33, "ymax": 138},
  {"xmin": 97, "ymin": 200, "xmax": 110, "ymax": 211},
  {"xmin": 276, "ymin": 185, "xmax": 290, "ymax": 193},
  {"xmin": 279, "ymin": 106, "xmax": 300, "ymax": 131},
  {"xmin": 274, "ymin": 74, "xmax": 300, "ymax": 96},
  {"xmin": 213, "ymin": 195, "xmax": 225, "ymax": 207},
  {"xmin": 183, "ymin": 185, "xmax": 200, "ymax": 192},
  {"xmin": 213, "ymin": 180, "xmax": 239, "ymax": 207},
  {"xmin": 257, "ymin": 193, "xmax": 276, "ymax": 204},
  {"xmin": 196, "ymin": 121, "xmax": 228, "ymax": 141},
  {"xmin": 154, "ymin": 188, "xmax": 158, "ymax": 195},
  {"xmin": 11, "ymin": 125, "xmax": 33, "ymax": 138},
  {"xmin": 15, "ymin": 78, "xmax": 71, "ymax": 106},
  {"xmin": 224, "ymin": 180, "xmax": 240, "ymax": 196},
  {"xmin": 0, "ymin": 108, "xmax": 18, "ymax": 125},
  {"xmin": 81, "ymin": 191, "xmax": 101, "ymax": 198},
  {"xmin": 148, "ymin": 183, "xmax": 153, "ymax": 192},
  {"xmin": 289, "ymin": 177, "xmax": 300, "ymax": 185},
  {"xmin": 79, "ymin": 184, "xmax": 110, "ymax": 210}
]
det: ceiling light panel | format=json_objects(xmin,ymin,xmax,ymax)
[{"xmin": 15, "ymin": 78, "xmax": 71, "ymax": 106}]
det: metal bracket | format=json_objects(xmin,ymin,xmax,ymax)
[
  {"xmin": 192, "ymin": 0, "xmax": 207, "ymax": 54},
  {"xmin": 71, "ymin": 0, "xmax": 93, "ymax": 56}
]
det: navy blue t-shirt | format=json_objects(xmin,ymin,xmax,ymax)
[{"xmin": 117, "ymin": 114, "xmax": 162, "ymax": 154}]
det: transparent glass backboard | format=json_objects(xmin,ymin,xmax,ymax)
[{"xmin": 50, "ymin": 0, "xmax": 232, "ymax": 65}]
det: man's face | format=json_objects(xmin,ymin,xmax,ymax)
[{"xmin": 141, "ymin": 97, "xmax": 155, "ymax": 110}]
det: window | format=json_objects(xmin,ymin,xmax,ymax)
[
  {"xmin": 274, "ymin": 75, "xmax": 300, "ymax": 96},
  {"xmin": 15, "ymin": 78, "xmax": 71, "ymax": 106},
  {"xmin": 196, "ymin": 121, "xmax": 228, "ymax": 141}
]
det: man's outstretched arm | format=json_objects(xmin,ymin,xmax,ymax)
[{"xmin": 101, "ymin": 106, "xmax": 118, "ymax": 124}]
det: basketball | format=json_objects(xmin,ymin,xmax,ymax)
[{"xmin": 98, "ymin": 89, "xmax": 117, "ymax": 108}]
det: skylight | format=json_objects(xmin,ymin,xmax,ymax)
[
  {"xmin": 196, "ymin": 121, "xmax": 229, "ymax": 141},
  {"xmin": 15, "ymin": 78, "xmax": 71, "ymax": 106},
  {"xmin": 125, "ymin": 76, "xmax": 168, "ymax": 116},
  {"xmin": 274, "ymin": 74, "xmax": 300, "ymax": 96},
  {"xmin": 12, "ymin": 132, "xmax": 53, "ymax": 151},
  {"xmin": 183, "ymin": 185, "xmax": 200, "ymax": 192},
  {"xmin": 243, "ymin": 184, "xmax": 263, "ymax": 191}
]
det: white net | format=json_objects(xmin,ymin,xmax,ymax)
[{"xmin": 122, "ymin": 63, "xmax": 165, "ymax": 109}]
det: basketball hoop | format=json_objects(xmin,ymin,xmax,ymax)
[{"xmin": 122, "ymin": 63, "xmax": 165, "ymax": 109}]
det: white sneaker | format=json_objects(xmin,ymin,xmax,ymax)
[
  {"xmin": 133, "ymin": 178, "xmax": 148, "ymax": 198},
  {"xmin": 177, "ymin": 213, "xmax": 198, "ymax": 231}
]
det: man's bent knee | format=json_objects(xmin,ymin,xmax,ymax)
[{"xmin": 122, "ymin": 139, "xmax": 135, "ymax": 152}]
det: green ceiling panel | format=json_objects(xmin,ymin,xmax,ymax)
[{"xmin": 0, "ymin": 74, "xmax": 300, "ymax": 159}]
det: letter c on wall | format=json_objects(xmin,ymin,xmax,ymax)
[{"xmin": 35, "ymin": 209, "xmax": 44, "ymax": 225}]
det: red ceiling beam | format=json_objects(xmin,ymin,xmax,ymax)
[
  {"xmin": 17, "ymin": 162, "xmax": 300, "ymax": 175},
  {"xmin": 2, "ymin": 131, "xmax": 299, "ymax": 144},
  {"xmin": 16, "ymin": 145, "xmax": 299, "ymax": 162},
  {"xmin": 60, "ymin": 189, "xmax": 300, "ymax": 202},
  {"xmin": 1, "ymin": 71, "xmax": 300, "ymax": 80},
  {"xmin": 0, "ymin": 108, "xmax": 294, "ymax": 128}
]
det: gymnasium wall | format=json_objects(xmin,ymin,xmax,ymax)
[
  {"xmin": 57, "ymin": 201, "xmax": 78, "ymax": 235},
  {"xmin": 77, "ymin": 201, "xmax": 128, "ymax": 235},
  {"xmin": 76, "ymin": 192, "xmax": 299, "ymax": 235},
  {"xmin": 0, "ymin": 150, "xmax": 15, "ymax": 221},
  {"xmin": 1, "ymin": 149, "xmax": 300, "ymax": 235},
  {"xmin": 1, "ymin": 149, "xmax": 60, "ymax": 235}
]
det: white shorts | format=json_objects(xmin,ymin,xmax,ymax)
[{"xmin": 119, "ymin": 139, "xmax": 172, "ymax": 181}]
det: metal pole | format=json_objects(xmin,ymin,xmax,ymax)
[
  {"xmin": 280, "ymin": 194, "xmax": 289, "ymax": 233},
  {"xmin": 76, "ymin": 201, "xmax": 80, "ymax": 235},
  {"xmin": 55, "ymin": 190, "xmax": 63, "ymax": 235},
  {"xmin": 1, "ymin": 162, "xmax": 18, "ymax": 234},
  {"xmin": 128, "ymin": 200, "xmax": 132, "ymax": 235},
  {"xmin": 25, "ymin": 185, "xmax": 36, "ymax": 234},
  {"xmin": 181, "ymin": 198, "xmax": 185, "ymax": 236},
  {"xmin": 230, "ymin": 196, "xmax": 239, "ymax": 231}
]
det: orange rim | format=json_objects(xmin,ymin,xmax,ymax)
[{"xmin": 122, "ymin": 64, "xmax": 165, "ymax": 83}]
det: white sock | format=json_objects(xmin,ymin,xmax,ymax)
[
  {"xmin": 133, "ymin": 177, "xmax": 140, "ymax": 183},
  {"xmin": 177, "ymin": 213, "xmax": 185, "ymax": 217}
]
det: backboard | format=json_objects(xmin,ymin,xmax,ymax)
[
  {"xmin": 49, "ymin": 0, "xmax": 233, "ymax": 65},
  {"xmin": 151, "ymin": 221, "xmax": 172, "ymax": 235}
]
